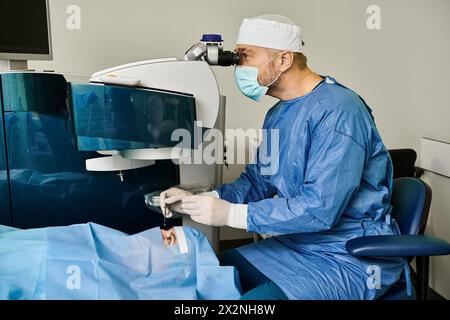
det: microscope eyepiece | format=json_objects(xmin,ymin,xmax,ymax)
[{"xmin": 217, "ymin": 50, "xmax": 240, "ymax": 66}]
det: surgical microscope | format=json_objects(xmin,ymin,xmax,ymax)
[{"xmin": 70, "ymin": 34, "xmax": 239, "ymax": 250}]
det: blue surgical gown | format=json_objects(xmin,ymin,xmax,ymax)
[{"xmin": 217, "ymin": 76, "xmax": 405, "ymax": 300}]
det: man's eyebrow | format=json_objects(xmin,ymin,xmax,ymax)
[{"xmin": 236, "ymin": 47, "xmax": 255, "ymax": 54}]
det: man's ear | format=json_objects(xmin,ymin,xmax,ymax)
[{"xmin": 279, "ymin": 51, "xmax": 294, "ymax": 72}]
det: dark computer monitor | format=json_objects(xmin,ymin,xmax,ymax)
[{"xmin": 0, "ymin": 0, "xmax": 52, "ymax": 60}]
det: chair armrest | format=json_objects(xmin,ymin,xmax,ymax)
[
  {"xmin": 414, "ymin": 166, "xmax": 424, "ymax": 178},
  {"xmin": 346, "ymin": 235, "xmax": 450, "ymax": 257}
]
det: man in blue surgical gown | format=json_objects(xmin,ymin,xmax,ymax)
[{"xmin": 160, "ymin": 14, "xmax": 405, "ymax": 300}]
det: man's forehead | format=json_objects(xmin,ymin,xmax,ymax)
[{"xmin": 235, "ymin": 44, "xmax": 264, "ymax": 53}]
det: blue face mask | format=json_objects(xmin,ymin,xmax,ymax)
[{"xmin": 234, "ymin": 54, "xmax": 282, "ymax": 102}]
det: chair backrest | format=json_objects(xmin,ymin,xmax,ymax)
[
  {"xmin": 388, "ymin": 149, "xmax": 417, "ymax": 179},
  {"xmin": 391, "ymin": 177, "xmax": 432, "ymax": 235}
]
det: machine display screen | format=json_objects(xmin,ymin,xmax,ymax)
[{"xmin": 0, "ymin": 0, "xmax": 50, "ymax": 55}]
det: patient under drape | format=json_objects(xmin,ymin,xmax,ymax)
[{"xmin": 0, "ymin": 223, "xmax": 241, "ymax": 300}]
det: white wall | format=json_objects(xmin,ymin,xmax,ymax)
[{"xmin": 30, "ymin": 0, "xmax": 450, "ymax": 298}]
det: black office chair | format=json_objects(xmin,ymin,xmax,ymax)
[
  {"xmin": 388, "ymin": 149, "xmax": 424, "ymax": 179},
  {"xmin": 346, "ymin": 177, "xmax": 450, "ymax": 300}
]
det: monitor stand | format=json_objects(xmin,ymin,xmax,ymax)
[{"xmin": 0, "ymin": 60, "xmax": 28, "ymax": 71}]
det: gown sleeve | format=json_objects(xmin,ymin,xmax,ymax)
[{"xmin": 216, "ymin": 161, "xmax": 277, "ymax": 204}]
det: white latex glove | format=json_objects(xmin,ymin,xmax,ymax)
[
  {"xmin": 181, "ymin": 195, "xmax": 231, "ymax": 227},
  {"xmin": 159, "ymin": 187, "xmax": 193, "ymax": 216}
]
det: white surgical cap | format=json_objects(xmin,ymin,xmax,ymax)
[{"xmin": 236, "ymin": 14, "xmax": 304, "ymax": 52}]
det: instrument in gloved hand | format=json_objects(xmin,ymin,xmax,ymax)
[
  {"xmin": 144, "ymin": 183, "xmax": 214, "ymax": 229},
  {"xmin": 144, "ymin": 192, "xmax": 178, "ymax": 230}
]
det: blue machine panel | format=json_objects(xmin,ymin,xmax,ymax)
[
  {"xmin": 70, "ymin": 83, "xmax": 197, "ymax": 151},
  {"xmin": 0, "ymin": 83, "xmax": 12, "ymax": 225},
  {"xmin": 0, "ymin": 73, "xmax": 180, "ymax": 234}
]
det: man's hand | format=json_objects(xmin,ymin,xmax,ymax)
[
  {"xmin": 160, "ymin": 228, "xmax": 177, "ymax": 246},
  {"xmin": 181, "ymin": 195, "xmax": 231, "ymax": 226},
  {"xmin": 159, "ymin": 187, "xmax": 193, "ymax": 216}
]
